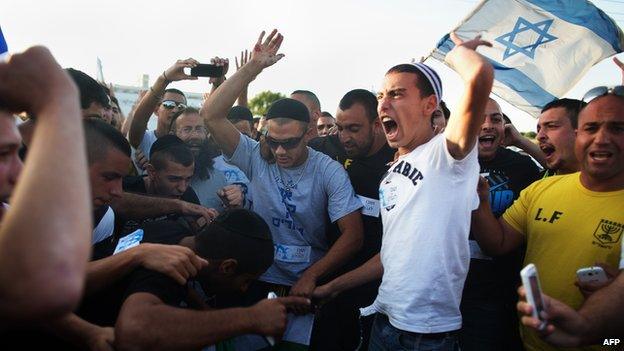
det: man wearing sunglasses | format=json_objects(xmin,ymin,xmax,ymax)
[
  {"xmin": 202, "ymin": 30, "xmax": 364, "ymax": 350},
  {"xmin": 128, "ymin": 59, "xmax": 196, "ymax": 168},
  {"xmin": 471, "ymin": 85, "xmax": 624, "ymax": 351}
]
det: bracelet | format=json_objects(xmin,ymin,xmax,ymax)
[
  {"xmin": 162, "ymin": 70, "xmax": 170, "ymax": 83},
  {"xmin": 149, "ymin": 86, "xmax": 163, "ymax": 98}
]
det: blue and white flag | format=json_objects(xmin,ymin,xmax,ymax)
[
  {"xmin": 0, "ymin": 26, "xmax": 8, "ymax": 58},
  {"xmin": 430, "ymin": 0, "xmax": 624, "ymax": 116}
]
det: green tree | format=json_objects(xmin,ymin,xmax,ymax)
[
  {"xmin": 521, "ymin": 131, "xmax": 537, "ymax": 139},
  {"xmin": 249, "ymin": 90, "xmax": 286, "ymax": 116}
]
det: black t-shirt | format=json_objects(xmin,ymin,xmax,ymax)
[
  {"xmin": 313, "ymin": 134, "xmax": 395, "ymax": 306},
  {"xmin": 119, "ymin": 175, "xmax": 200, "ymax": 244},
  {"xmin": 462, "ymin": 147, "xmax": 541, "ymax": 302},
  {"xmin": 124, "ymin": 268, "xmax": 189, "ymax": 307},
  {"xmin": 308, "ymin": 135, "xmax": 346, "ymax": 160},
  {"xmin": 77, "ymin": 177, "xmax": 200, "ymax": 327}
]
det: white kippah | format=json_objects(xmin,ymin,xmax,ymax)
[{"xmin": 410, "ymin": 62, "xmax": 443, "ymax": 106}]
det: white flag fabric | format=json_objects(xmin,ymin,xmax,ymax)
[{"xmin": 430, "ymin": 0, "xmax": 624, "ymax": 116}]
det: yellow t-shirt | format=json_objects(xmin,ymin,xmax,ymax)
[{"xmin": 503, "ymin": 172, "xmax": 624, "ymax": 351}]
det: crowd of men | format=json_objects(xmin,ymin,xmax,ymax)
[{"xmin": 0, "ymin": 29, "xmax": 623, "ymax": 351}]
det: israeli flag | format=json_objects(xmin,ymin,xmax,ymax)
[
  {"xmin": 430, "ymin": 0, "xmax": 624, "ymax": 116},
  {"xmin": 0, "ymin": 26, "xmax": 8, "ymax": 59}
]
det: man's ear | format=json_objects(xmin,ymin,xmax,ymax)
[
  {"xmin": 146, "ymin": 163, "xmax": 156, "ymax": 178},
  {"xmin": 219, "ymin": 259, "xmax": 238, "ymax": 276},
  {"xmin": 423, "ymin": 95, "xmax": 438, "ymax": 117}
]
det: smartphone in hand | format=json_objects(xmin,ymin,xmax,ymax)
[
  {"xmin": 186, "ymin": 64, "xmax": 225, "ymax": 78},
  {"xmin": 576, "ymin": 266, "xmax": 608, "ymax": 285},
  {"xmin": 520, "ymin": 263, "xmax": 547, "ymax": 331}
]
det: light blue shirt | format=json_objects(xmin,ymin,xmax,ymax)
[{"xmin": 227, "ymin": 134, "xmax": 362, "ymax": 285}]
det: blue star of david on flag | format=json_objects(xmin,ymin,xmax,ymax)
[
  {"xmin": 495, "ymin": 17, "xmax": 557, "ymax": 60},
  {"xmin": 0, "ymin": 26, "xmax": 7, "ymax": 55}
]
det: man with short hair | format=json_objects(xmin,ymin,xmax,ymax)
[
  {"xmin": 227, "ymin": 105, "xmax": 254, "ymax": 138},
  {"xmin": 313, "ymin": 33, "xmax": 495, "ymax": 350},
  {"xmin": 460, "ymin": 98, "xmax": 540, "ymax": 351},
  {"xmin": 471, "ymin": 87, "xmax": 624, "ymax": 351},
  {"xmin": 536, "ymin": 99, "xmax": 585, "ymax": 176},
  {"xmin": 310, "ymin": 88, "xmax": 394, "ymax": 350},
  {"xmin": 203, "ymin": 30, "xmax": 364, "ymax": 349},
  {"xmin": 316, "ymin": 111, "xmax": 335, "ymax": 137},
  {"xmin": 291, "ymin": 89, "xmax": 322, "ymax": 140},
  {"xmin": 129, "ymin": 59, "xmax": 197, "ymax": 163},
  {"xmin": 173, "ymin": 108, "xmax": 245, "ymax": 211},
  {"xmin": 18, "ymin": 68, "xmax": 111, "ymax": 159},
  {"xmin": 115, "ymin": 209, "xmax": 311, "ymax": 350},
  {"xmin": 66, "ymin": 68, "xmax": 110, "ymax": 120}
]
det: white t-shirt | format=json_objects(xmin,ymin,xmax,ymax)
[
  {"xmin": 370, "ymin": 133, "xmax": 479, "ymax": 333},
  {"xmin": 92, "ymin": 206, "xmax": 115, "ymax": 245}
]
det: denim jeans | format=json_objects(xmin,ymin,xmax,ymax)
[{"xmin": 368, "ymin": 314, "xmax": 460, "ymax": 351}]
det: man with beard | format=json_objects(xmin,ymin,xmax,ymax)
[
  {"xmin": 471, "ymin": 87, "xmax": 624, "ymax": 351},
  {"xmin": 460, "ymin": 98, "xmax": 540, "ymax": 351},
  {"xmin": 311, "ymin": 89, "xmax": 394, "ymax": 350},
  {"xmin": 502, "ymin": 98, "xmax": 585, "ymax": 177},
  {"xmin": 291, "ymin": 89, "xmax": 322, "ymax": 140},
  {"xmin": 172, "ymin": 107, "xmax": 244, "ymax": 211}
]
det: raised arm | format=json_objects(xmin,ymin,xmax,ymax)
[
  {"xmin": 614, "ymin": 56, "xmax": 624, "ymax": 85},
  {"xmin": 502, "ymin": 123, "xmax": 548, "ymax": 169},
  {"xmin": 471, "ymin": 177, "xmax": 525, "ymax": 256},
  {"xmin": 121, "ymin": 90, "xmax": 146, "ymax": 137},
  {"xmin": 444, "ymin": 33, "xmax": 495, "ymax": 159},
  {"xmin": 202, "ymin": 29, "xmax": 284, "ymax": 157},
  {"xmin": 0, "ymin": 46, "xmax": 92, "ymax": 322},
  {"xmin": 128, "ymin": 59, "xmax": 198, "ymax": 148},
  {"xmin": 235, "ymin": 49, "xmax": 250, "ymax": 107}
]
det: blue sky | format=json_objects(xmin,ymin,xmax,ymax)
[{"xmin": 2, "ymin": 0, "xmax": 623, "ymax": 132}]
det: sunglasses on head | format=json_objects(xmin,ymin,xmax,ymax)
[
  {"xmin": 582, "ymin": 85, "xmax": 624, "ymax": 103},
  {"xmin": 161, "ymin": 100, "xmax": 187, "ymax": 110},
  {"xmin": 265, "ymin": 133, "xmax": 306, "ymax": 150}
]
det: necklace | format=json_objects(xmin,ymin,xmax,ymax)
[{"xmin": 277, "ymin": 157, "xmax": 309, "ymax": 192}]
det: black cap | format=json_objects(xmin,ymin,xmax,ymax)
[
  {"xmin": 227, "ymin": 106, "xmax": 253, "ymax": 122},
  {"xmin": 149, "ymin": 134, "xmax": 186, "ymax": 158},
  {"xmin": 212, "ymin": 209, "xmax": 272, "ymax": 240},
  {"xmin": 265, "ymin": 98, "xmax": 310, "ymax": 123}
]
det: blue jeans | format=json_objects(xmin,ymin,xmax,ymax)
[{"xmin": 368, "ymin": 314, "xmax": 460, "ymax": 351}]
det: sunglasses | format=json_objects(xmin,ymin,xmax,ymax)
[
  {"xmin": 265, "ymin": 133, "xmax": 306, "ymax": 150},
  {"xmin": 161, "ymin": 100, "xmax": 187, "ymax": 110},
  {"xmin": 582, "ymin": 85, "xmax": 624, "ymax": 103}
]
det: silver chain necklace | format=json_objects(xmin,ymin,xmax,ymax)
[{"xmin": 277, "ymin": 157, "xmax": 309, "ymax": 192}]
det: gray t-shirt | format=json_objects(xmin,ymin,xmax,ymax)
[
  {"xmin": 191, "ymin": 169, "xmax": 229, "ymax": 212},
  {"xmin": 227, "ymin": 134, "xmax": 363, "ymax": 285}
]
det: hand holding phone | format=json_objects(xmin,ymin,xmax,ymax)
[
  {"xmin": 576, "ymin": 266, "xmax": 608, "ymax": 285},
  {"xmin": 520, "ymin": 263, "xmax": 547, "ymax": 331},
  {"xmin": 265, "ymin": 292, "xmax": 277, "ymax": 346},
  {"xmin": 185, "ymin": 64, "xmax": 225, "ymax": 78}
]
